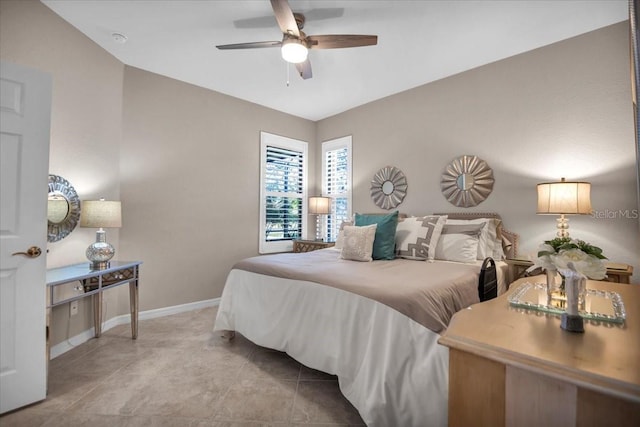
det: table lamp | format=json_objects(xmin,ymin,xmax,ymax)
[
  {"xmin": 80, "ymin": 199, "xmax": 122, "ymax": 270},
  {"xmin": 536, "ymin": 178, "xmax": 591, "ymax": 237},
  {"xmin": 308, "ymin": 196, "xmax": 331, "ymax": 241}
]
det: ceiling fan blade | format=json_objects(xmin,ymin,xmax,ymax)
[
  {"xmin": 270, "ymin": 0, "xmax": 300, "ymax": 37},
  {"xmin": 216, "ymin": 41, "xmax": 282, "ymax": 50},
  {"xmin": 303, "ymin": 8, "xmax": 344, "ymax": 22},
  {"xmin": 233, "ymin": 8, "xmax": 344, "ymax": 29},
  {"xmin": 307, "ymin": 35, "xmax": 378, "ymax": 49},
  {"xmin": 233, "ymin": 15, "xmax": 278, "ymax": 29},
  {"xmin": 295, "ymin": 59, "xmax": 312, "ymax": 79}
]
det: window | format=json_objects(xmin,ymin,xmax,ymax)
[
  {"xmin": 260, "ymin": 132, "xmax": 308, "ymax": 253},
  {"xmin": 322, "ymin": 136, "xmax": 352, "ymax": 242}
]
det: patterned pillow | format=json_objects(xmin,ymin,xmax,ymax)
[
  {"xmin": 340, "ymin": 224, "xmax": 377, "ymax": 262},
  {"xmin": 334, "ymin": 221, "xmax": 353, "ymax": 250},
  {"xmin": 395, "ymin": 215, "xmax": 447, "ymax": 260}
]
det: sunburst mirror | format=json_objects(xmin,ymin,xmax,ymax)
[
  {"xmin": 441, "ymin": 155, "xmax": 494, "ymax": 207},
  {"xmin": 47, "ymin": 174, "xmax": 81, "ymax": 242},
  {"xmin": 370, "ymin": 166, "xmax": 408, "ymax": 209}
]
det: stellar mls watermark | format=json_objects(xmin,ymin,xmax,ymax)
[{"xmin": 591, "ymin": 209, "xmax": 639, "ymax": 219}]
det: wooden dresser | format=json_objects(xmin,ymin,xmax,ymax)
[{"xmin": 438, "ymin": 277, "xmax": 640, "ymax": 427}]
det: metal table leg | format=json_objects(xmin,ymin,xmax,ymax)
[{"xmin": 129, "ymin": 278, "xmax": 138, "ymax": 339}]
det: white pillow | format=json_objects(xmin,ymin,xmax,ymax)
[
  {"xmin": 445, "ymin": 218, "xmax": 504, "ymax": 260},
  {"xmin": 341, "ymin": 224, "xmax": 377, "ymax": 262},
  {"xmin": 492, "ymin": 229, "xmax": 505, "ymax": 260},
  {"xmin": 435, "ymin": 223, "xmax": 484, "ymax": 263},
  {"xmin": 334, "ymin": 221, "xmax": 353, "ymax": 250},
  {"xmin": 395, "ymin": 215, "xmax": 447, "ymax": 260}
]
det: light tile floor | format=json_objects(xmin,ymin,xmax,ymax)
[{"xmin": 0, "ymin": 307, "xmax": 364, "ymax": 426}]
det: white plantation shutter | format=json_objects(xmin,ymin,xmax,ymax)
[
  {"xmin": 260, "ymin": 132, "xmax": 308, "ymax": 253},
  {"xmin": 322, "ymin": 136, "xmax": 352, "ymax": 242}
]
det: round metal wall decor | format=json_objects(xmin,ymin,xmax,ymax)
[
  {"xmin": 47, "ymin": 174, "xmax": 81, "ymax": 242},
  {"xmin": 441, "ymin": 155, "xmax": 494, "ymax": 207},
  {"xmin": 370, "ymin": 166, "xmax": 408, "ymax": 210}
]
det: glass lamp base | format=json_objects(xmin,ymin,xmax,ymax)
[
  {"xmin": 89, "ymin": 260, "xmax": 111, "ymax": 270},
  {"xmin": 86, "ymin": 229, "xmax": 115, "ymax": 270}
]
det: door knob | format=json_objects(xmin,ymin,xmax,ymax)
[{"xmin": 12, "ymin": 246, "xmax": 42, "ymax": 258}]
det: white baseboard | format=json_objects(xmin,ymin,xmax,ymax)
[{"xmin": 50, "ymin": 298, "xmax": 219, "ymax": 359}]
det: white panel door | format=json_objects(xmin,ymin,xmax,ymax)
[{"xmin": 0, "ymin": 61, "xmax": 51, "ymax": 414}]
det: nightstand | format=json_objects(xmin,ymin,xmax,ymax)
[
  {"xmin": 604, "ymin": 263, "xmax": 635, "ymax": 283},
  {"xmin": 504, "ymin": 258, "xmax": 633, "ymax": 286},
  {"xmin": 292, "ymin": 240, "xmax": 335, "ymax": 253},
  {"xmin": 438, "ymin": 278, "xmax": 640, "ymax": 427},
  {"xmin": 504, "ymin": 258, "xmax": 537, "ymax": 285}
]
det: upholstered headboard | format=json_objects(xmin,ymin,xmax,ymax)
[
  {"xmin": 349, "ymin": 211, "xmax": 519, "ymax": 259},
  {"xmin": 433, "ymin": 212, "xmax": 519, "ymax": 260}
]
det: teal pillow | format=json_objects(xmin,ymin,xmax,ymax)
[{"xmin": 354, "ymin": 211, "xmax": 399, "ymax": 260}]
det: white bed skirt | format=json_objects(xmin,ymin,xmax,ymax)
[{"xmin": 214, "ymin": 269, "xmax": 450, "ymax": 427}]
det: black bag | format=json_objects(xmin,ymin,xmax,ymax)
[{"xmin": 479, "ymin": 257, "xmax": 497, "ymax": 301}]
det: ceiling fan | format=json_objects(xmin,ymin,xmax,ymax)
[{"xmin": 216, "ymin": 0, "xmax": 378, "ymax": 80}]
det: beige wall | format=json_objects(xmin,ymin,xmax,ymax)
[
  {"xmin": 0, "ymin": 0, "xmax": 124, "ymax": 344},
  {"xmin": 1, "ymin": 1, "xmax": 638, "ymax": 349},
  {"xmin": 0, "ymin": 0, "xmax": 315, "ymax": 346},
  {"xmin": 317, "ymin": 22, "xmax": 639, "ymax": 281},
  {"xmin": 119, "ymin": 67, "xmax": 316, "ymax": 309}
]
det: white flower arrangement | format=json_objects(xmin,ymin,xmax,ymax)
[{"xmin": 534, "ymin": 237, "xmax": 607, "ymax": 280}]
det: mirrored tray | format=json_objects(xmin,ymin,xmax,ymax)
[{"xmin": 508, "ymin": 282, "xmax": 626, "ymax": 324}]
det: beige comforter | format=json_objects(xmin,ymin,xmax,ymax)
[{"xmin": 233, "ymin": 248, "xmax": 482, "ymax": 333}]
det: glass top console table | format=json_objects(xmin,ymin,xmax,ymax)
[{"xmin": 46, "ymin": 261, "xmax": 142, "ymax": 350}]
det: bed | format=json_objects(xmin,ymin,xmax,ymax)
[{"xmin": 213, "ymin": 212, "xmax": 518, "ymax": 426}]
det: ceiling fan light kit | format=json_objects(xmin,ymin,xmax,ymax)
[
  {"xmin": 281, "ymin": 38, "xmax": 308, "ymax": 63},
  {"xmin": 216, "ymin": 0, "xmax": 378, "ymax": 79}
]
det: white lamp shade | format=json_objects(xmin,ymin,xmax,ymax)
[
  {"xmin": 308, "ymin": 196, "xmax": 331, "ymax": 215},
  {"xmin": 281, "ymin": 39, "xmax": 308, "ymax": 64},
  {"xmin": 537, "ymin": 179, "xmax": 591, "ymax": 215},
  {"xmin": 80, "ymin": 200, "xmax": 122, "ymax": 228}
]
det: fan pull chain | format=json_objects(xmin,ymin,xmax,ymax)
[{"xmin": 286, "ymin": 62, "xmax": 290, "ymax": 87}]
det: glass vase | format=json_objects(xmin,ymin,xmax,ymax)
[
  {"xmin": 577, "ymin": 276, "xmax": 587, "ymax": 312},
  {"xmin": 545, "ymin": 269, "xmax": 586, "ymax": 312},
  {"xmin": 545, "ymin": 269, "xmax": 565, "ymax": 309}
]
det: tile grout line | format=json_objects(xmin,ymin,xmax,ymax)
[
  {"xmin": 204, "ymin": 342, "xmax": 258, "ymax": 422},
  {"xmin": 288, "ymin": 361, "xmax": 303, "ymax": 424},
  {"xmin": 7, "ymin": 307, "xmax": 364, "ymax": 425}
]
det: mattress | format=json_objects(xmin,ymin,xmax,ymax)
[{"xmin": 213, "ymin": 249, "xmax": 507, "ymax": 426}]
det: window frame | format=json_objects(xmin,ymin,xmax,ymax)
[
  {"xmin": 321, "ymin": 135, "xmax": 352, "ymax": 242},
  {"xmin": 259, "ymin": 131, "xmax": 308, "ymax": 254}
]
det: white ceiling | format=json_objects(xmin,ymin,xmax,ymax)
[{"xmin": 41, "ymin": 0, "xmax": 628, "ymax": 121}]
